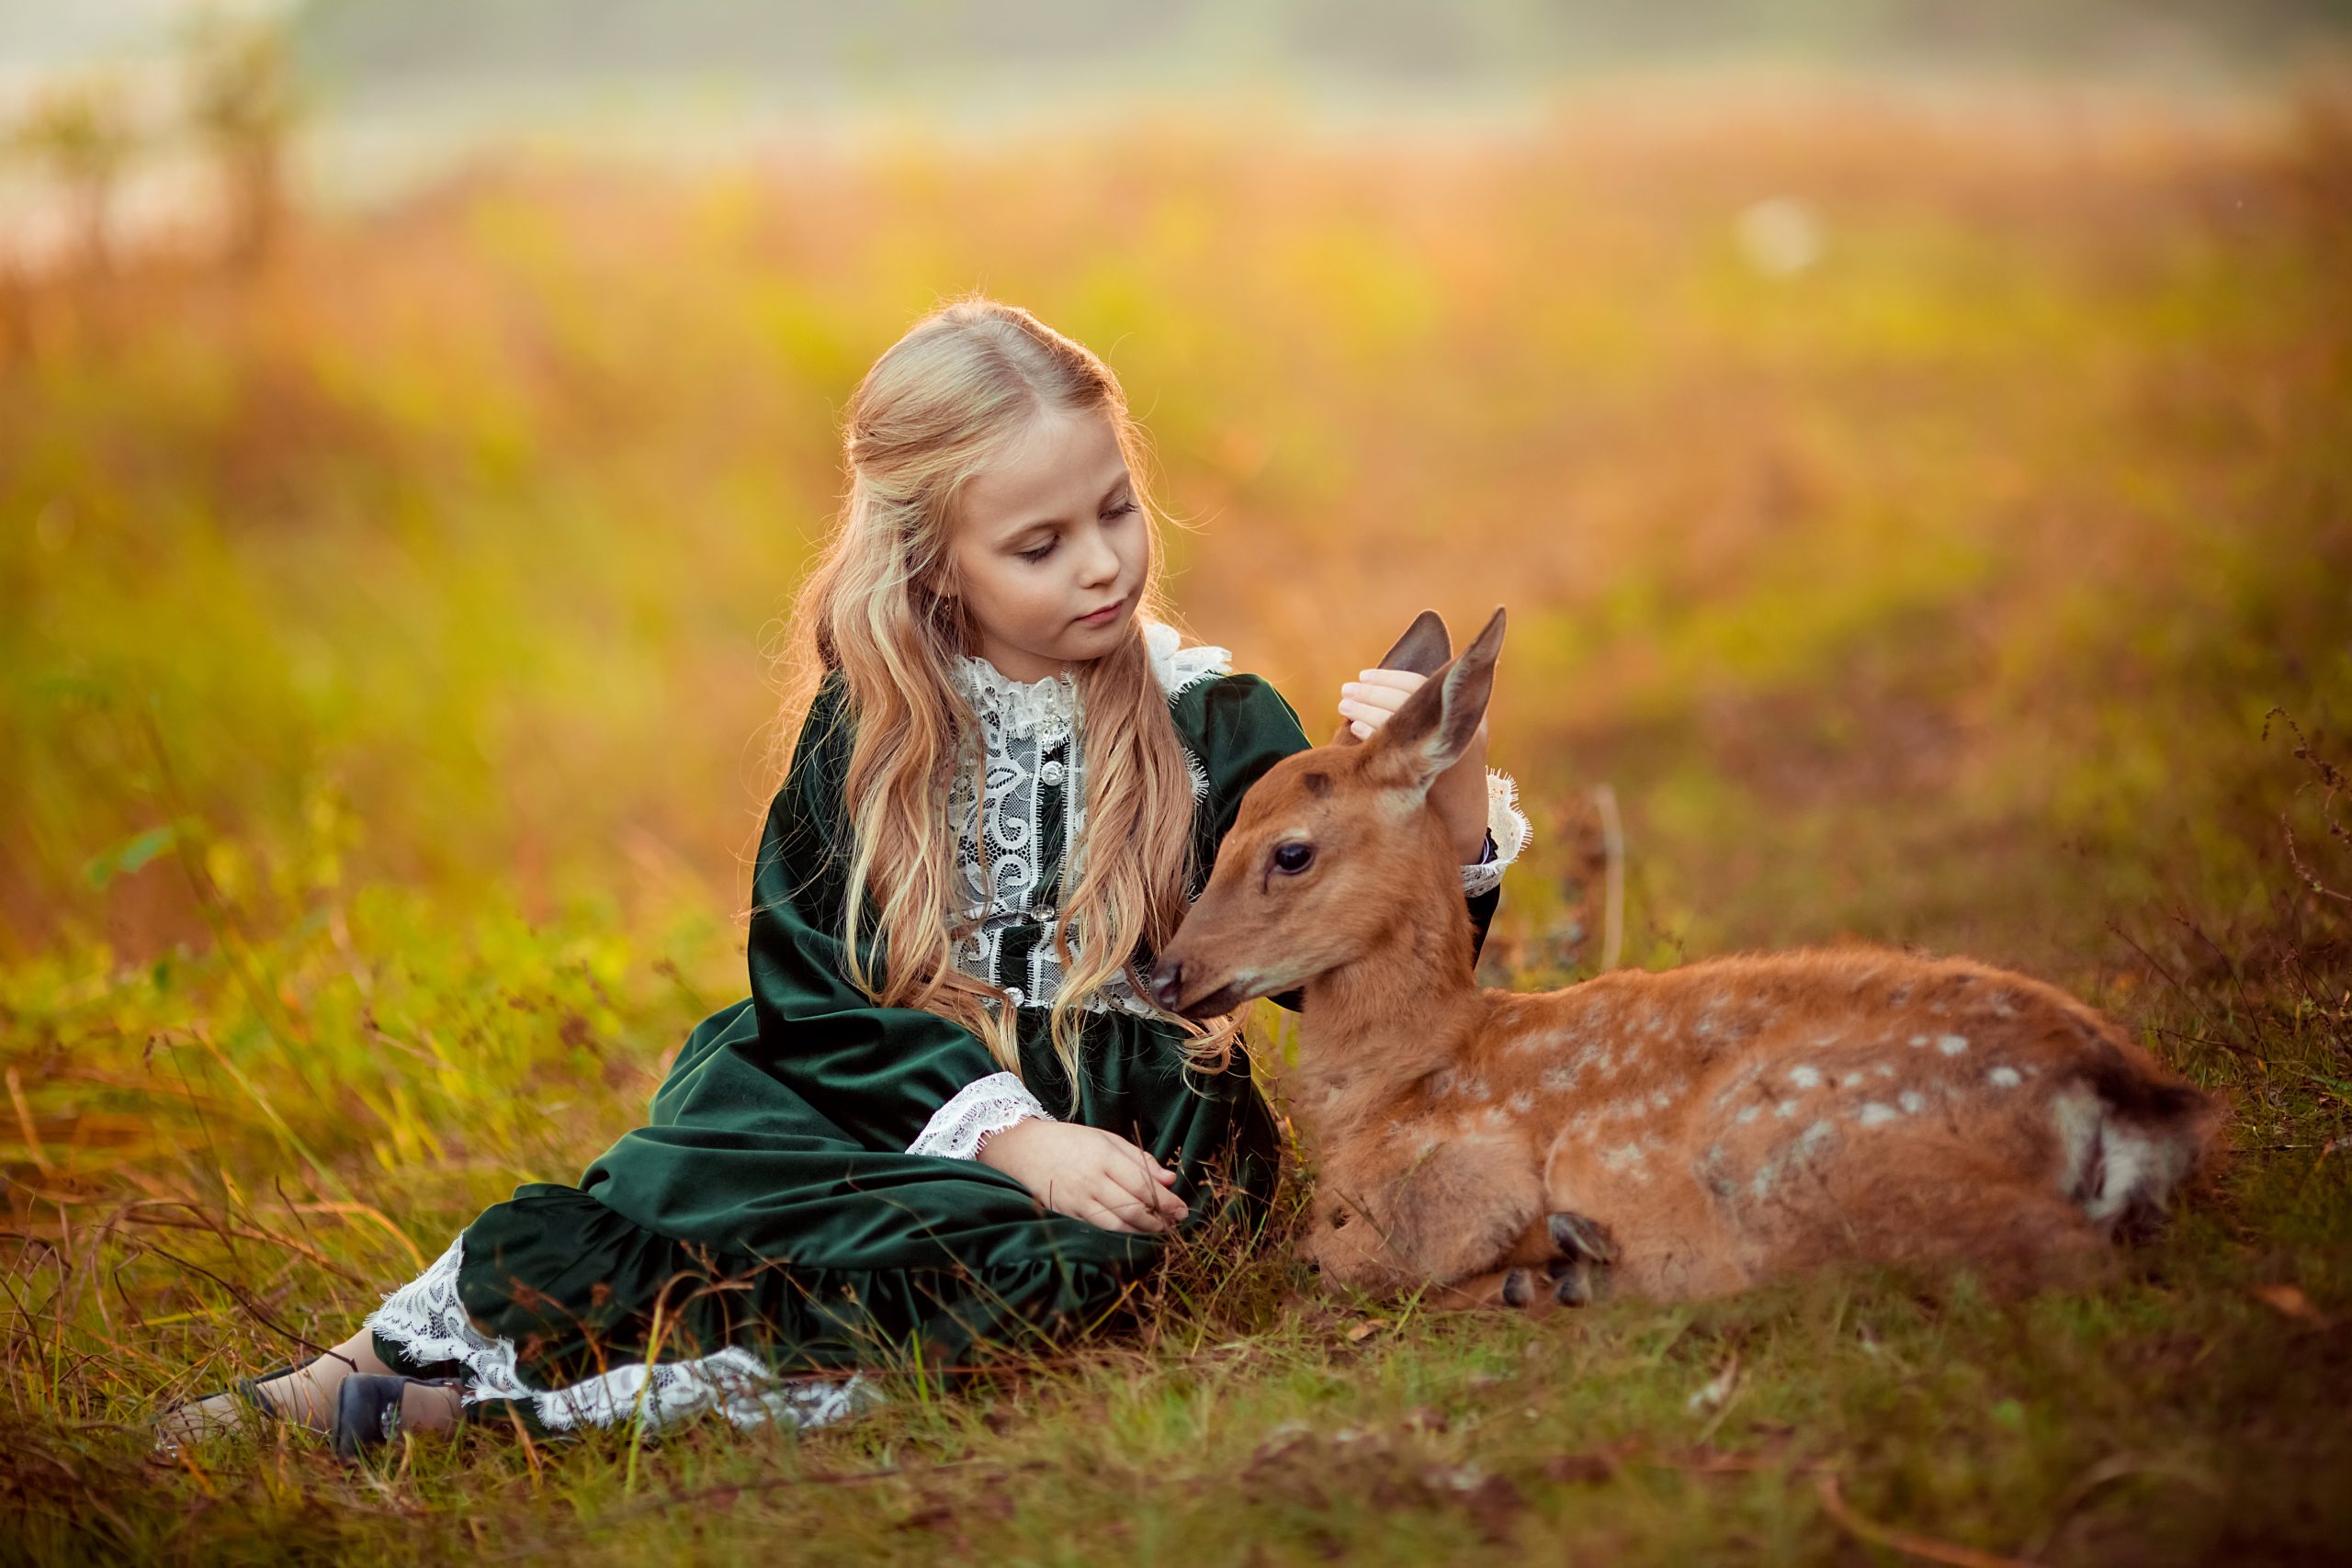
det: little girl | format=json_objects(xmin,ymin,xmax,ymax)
[{"xmin": 157, "ymin": 298, "xmax": 1529, "ymax": 1456}]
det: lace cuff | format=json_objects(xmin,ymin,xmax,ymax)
[
  {"xmin": 1460, "ymin": 770, "xmax": 1532, "ymax": 899},
  {"xmin": 907, "ymin": 1070, "xmax": 1052, "ymax": 1161}
]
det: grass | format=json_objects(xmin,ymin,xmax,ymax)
[{"xmin": 4, "ymin": 80, "xmax": 2351, "ymax": 1563}]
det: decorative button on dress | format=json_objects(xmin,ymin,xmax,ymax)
[{"xmin": 364, "ymin": 623, "xmax": 1532, "ymax": 1434}]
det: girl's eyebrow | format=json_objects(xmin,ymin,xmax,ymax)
[{"xmin": 998, "ymin": 470, "xmax": 1134, "ymax": 544}]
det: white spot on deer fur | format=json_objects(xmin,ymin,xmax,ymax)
[
  {"xmin": 1541, "ymin": 1065, "xmax": 1581, "ymax": 1093},
  {"xmin": 1650, "ymin": 1087, "xmax": 1679, "ymax": 1109},
  {"xmin": 1988, "ymin": 1066, "xmax": 2022, "ymax": 1089},
  {"xmin": 1736, "ymin": 1104, "xmax": 1760, "ymax": 1124},
  {"xmin": 1645, "ymin": 1013, "xmax": 1666, "ymax": 1034},
  {"xmin": 1938, "ymin": 1034, "xmax": 1969, "ymax": 1055},
  {"xmin": 1507, "ymin": 1090, "xmax": 1534, "ymax": 1114},
  {"xmin": 1840, "ymin": 1073, "xmax": 1865, "ymax": 1089},
  {"xmin": 1898, "ymin": 1089, "xmax": 1927, "ymax": 1114},
  {"xmin": 1600, "ymin": 1141, "xmax": 1648, "ymax": 1174},
  {"xmin": 1775, "ymin": 1100, "xmax": 1800, "ymax": 1119},
  {"xmin": 1857, "ymin": 1102, "xmax": 1898, "ymax": 1127},
  {"xmin": 1788, "ymin": 1066, "xmax": 1823, "ymax": 1089},
  {"xmin": 1874, "ymin": 1063, "xmax": 1896, "ymax": 1078}
]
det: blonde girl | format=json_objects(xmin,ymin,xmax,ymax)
[{"xmin": 157, "ymin": 298, "xmax": 1527, "ymax": 1457}]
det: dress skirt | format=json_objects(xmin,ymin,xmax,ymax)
[{"xmin": 364, "ymin": 995, "xmax": 1282, "ymax": 1435}]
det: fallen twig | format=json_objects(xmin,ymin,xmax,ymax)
[{"xmin": 1815, "ymin": 1472, "xmax": 2041, "ymax": 1568}]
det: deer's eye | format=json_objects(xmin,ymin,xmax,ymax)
[{"xmin": 1272, "ymin": 841, "xmax": 1315, "ymax": 874}]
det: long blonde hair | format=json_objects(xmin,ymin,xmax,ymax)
[{"xmin": 771, "ymin": 298, "xmax": 1241, "ymax": 1095}]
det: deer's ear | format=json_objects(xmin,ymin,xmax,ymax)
[
  {"xmin": 1332, "ymin": 610, "xmax": 1451, "ymax": 749},
  {"xmin": 1366, "ymin": 608, "xmax": 1506, "ymax": 795}
]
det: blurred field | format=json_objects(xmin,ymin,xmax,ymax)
[{"xmin": 4, "ymin": 82, "xmax": 2350, "ymax": 1564}]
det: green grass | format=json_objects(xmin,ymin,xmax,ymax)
[{"xmin": 5, "ymin": 82, "xmax": 2351, "ymax": 1563}]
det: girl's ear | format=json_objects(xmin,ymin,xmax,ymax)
[
  {"xmin": 1363, "ymin": 607, "xmax": 1505, "ymax": 795},
  {"xmin": 1329, "ymin": 609, "xmax": 1453, "ymax": 748}
]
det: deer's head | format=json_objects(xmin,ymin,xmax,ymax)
[{"xmin": 1148, "ymin": 607, "xmax": 1505, "ymax": 1019}]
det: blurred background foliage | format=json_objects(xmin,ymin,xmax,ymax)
[
  {"xmin": 0, "ymin": 7, "xmax": 2349, "ymax": 1557},
  {"xmin": 4, "ymin": 4, "xmax": 2346, "ymax": 977}
]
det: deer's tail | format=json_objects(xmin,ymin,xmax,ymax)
[{"xmin": 2048, "ymin": 1013, "xmax": 2225, "ymax": 1238}]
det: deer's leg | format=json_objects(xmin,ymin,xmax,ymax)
[{"xmin": 1305, "ymin": 1134, "xmax": 1547, "ymax": 1297}]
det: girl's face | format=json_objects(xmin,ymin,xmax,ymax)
[{"xmin": 947, "ymin": 404, "xmax": 1147, "ymax": 682}]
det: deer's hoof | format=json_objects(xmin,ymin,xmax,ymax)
[
  {"xmin": 1554, "ymin": 1262, "xmax": 1595, "ymax": 1307},
  {"xmin": 1547, "ymin": 1211, "xmax": 1619, "ymax": 1267},
  {"xmin": 1501, "ymin": 1268, "xmax": 1534, "ymax": 1307}
]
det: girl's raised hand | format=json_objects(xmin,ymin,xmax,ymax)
[
  {"xmin": 1338, "ymin": 667, "xmax": 1493, "ymax": 863},
  {"xmin": 975, "ymin": 1120, "xmax": 1190, "ymax": 1234}
]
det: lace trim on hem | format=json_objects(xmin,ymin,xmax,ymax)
[
  {"xmin": 907, "ymin": 1071, "xmax": 1052, "ymax": 1160},
  {"xmin": 1460, "ymin": 770, "xmax": 1533, "ymax": 899},
  {"xmin": 364, "ymin": 1237, "xmax": 876, "ymax": 1434}
]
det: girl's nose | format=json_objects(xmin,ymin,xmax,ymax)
[{"xmin": 1075, "ymin": 525, "xmax": 1121, "ymax": 586}]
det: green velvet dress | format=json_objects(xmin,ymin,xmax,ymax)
[{"xmin": 364, "ymin": 626, "xmax": 1520, "ymax": 1433}]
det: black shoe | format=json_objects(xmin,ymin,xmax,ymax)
[{"xmin": 332, "ymin": 1373, "xmax": 462, "ymax": 1462}]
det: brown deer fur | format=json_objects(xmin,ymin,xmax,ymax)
[{"xmin": 1148, "ymin": 609, "xmax": 2222, "ymax": 1309}]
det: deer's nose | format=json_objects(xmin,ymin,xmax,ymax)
[{"xmin": 1148, "ymin": 957, "xmax": 1184, "ymax": 1010}]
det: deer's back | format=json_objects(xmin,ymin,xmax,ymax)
[{"xmin": 1449, "ymin": 946, "xmax": 2219, "ymax": 1297}]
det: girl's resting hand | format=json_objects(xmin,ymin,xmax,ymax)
[{"xmin": 976, "ymin": 1120, "xmax": 1189, "ymax": 1234}]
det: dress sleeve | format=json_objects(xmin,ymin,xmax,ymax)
[
  {"xmin": 742, "ymin": 675, "xmax": 1023, "ymax": 1154},
  {"xmin": 1175, "ymin": 673, "xmax": 1510, "ymax": 1010}
]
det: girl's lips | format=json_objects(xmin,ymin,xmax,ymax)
[{"xmin": 1077, "ymin": 598, "xmax": 1125, "ymax": 624}]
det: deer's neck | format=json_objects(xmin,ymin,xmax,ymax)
[{"xmin": 1292, "ymin": 865, "xmax": 1487, "ymax": 1147}]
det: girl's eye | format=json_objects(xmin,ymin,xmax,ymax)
[
  {"xmin": 1272, "ymin": 841, "xmax": 1314, "ymax": 874},
  {"xmin": 1018, "ymin": 539, "xmax": 1055, "ymax": 563},
  {"xmin": 1105, "ymin": 499, "xmax": 1137, "ymax": 522}
]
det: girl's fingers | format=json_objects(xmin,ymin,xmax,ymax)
[
  {"xmin": 1104, "ymin": 1157, "xmax": 1165, "ymax": 1216},
  {"xmin": 1337, "ymin": 690, "xmax": 1407, "ymax": 718},
  {"xmin": 1106, "ymin": 1165, "xmax": 1185, "ymax": 1230},
  {"xmin": 1357, "ymin": 668, "xmax": 1429, "ymax": 694},
  {"xmin": 1076, "ymin": 1189, "xmax": 1148, "ymax": 1232},
  {"xmin": 1338, "ymin": 679, "xmax": 1412, "ymax": 739},
  {"xmin": 1095, "ymin": 1190, "xmax": 1167, "ymax": 1233},
  {"xmin": 1134, "ymin": 1163, "xmax": 1187, "ymax": 1221}
]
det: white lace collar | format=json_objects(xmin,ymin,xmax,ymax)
[
  {"xmin": 946, "ymin": 619, "xmax": 1231, "ymax": 738},
  {"xmin": 949, "ymin": 654, "xmax": 1080, "ymax": 742}
]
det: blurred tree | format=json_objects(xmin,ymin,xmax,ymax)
[
  {"xmin": 10, "ymin": 76, "xmax": 137, "ymax": 275},
  {"xmin": 184, "ymin": 8, "xmax": 300, "ymax": 270}
]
